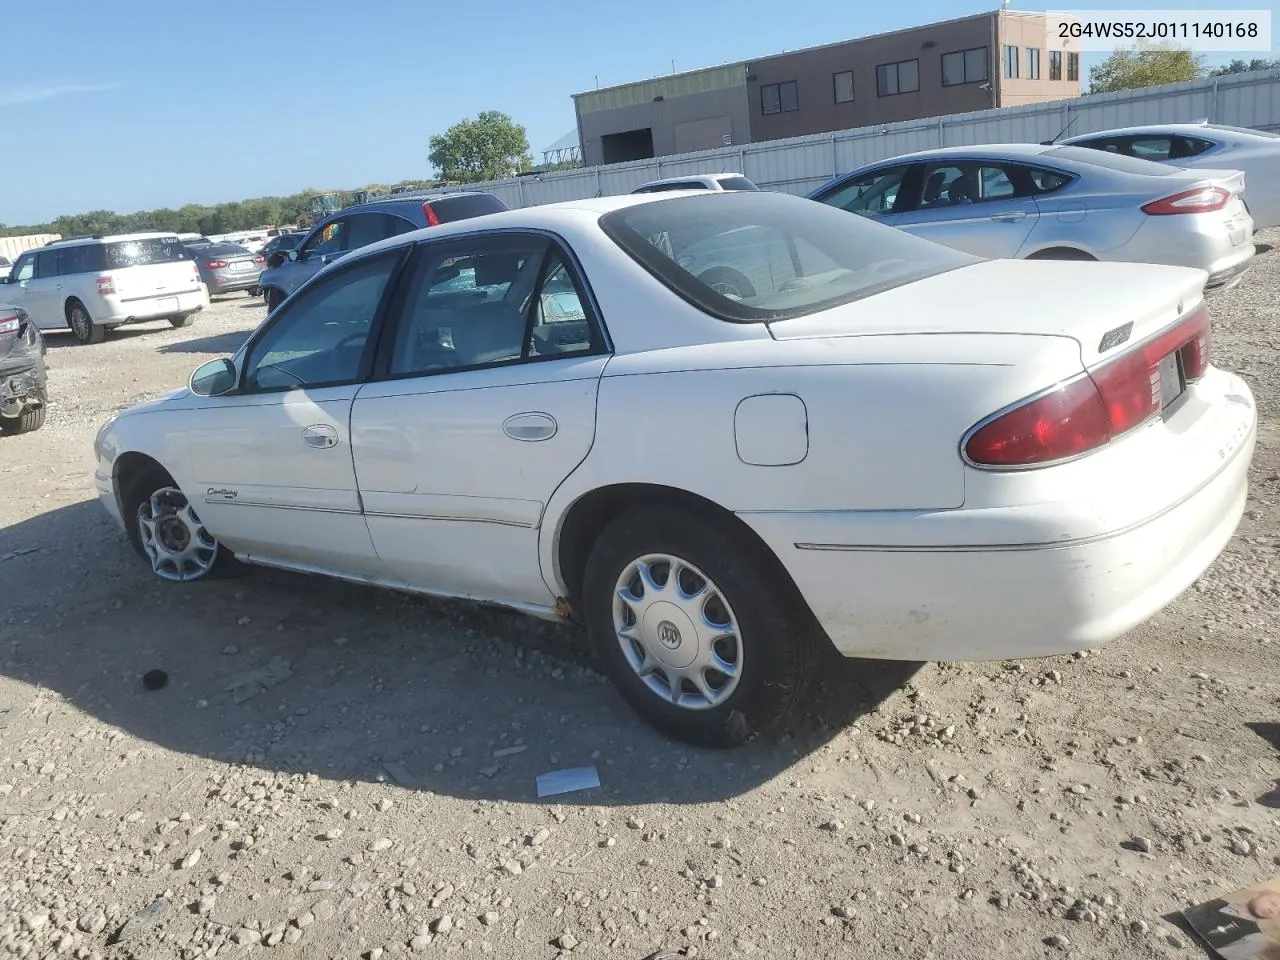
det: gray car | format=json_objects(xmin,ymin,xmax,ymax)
[
  {"xmin": 184, "ymin": 242, "xmax": 264, "ymax": 297},
  {"xmin": 258, "ymin": 192, "xmax": 508, "ymax": 313},
  {"xmin": 808, "ymin": 143, "xmax": 1254, "ymax": 293}
]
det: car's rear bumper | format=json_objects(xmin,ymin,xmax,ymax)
[
  {"xmin": 1121, "ymin": 214, "xmax": 1255, "ymax": 291},
  {"xmin": 208, "ymin": 271, "xmax": 263, "ymax": 294},
  {"xmin": 99, "ymin": 289, "xmax": 208, "ymax": 324},
  {"xmin": 740, "ymin": 372, "xmax": 1256, "ymax": 662}
]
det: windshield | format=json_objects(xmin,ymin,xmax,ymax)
[
  {"xmin": 599, "ymin": 192, "xmax": 976, "ymax": 323},
  {"xmin": 1043, "ymin": 145, "xmax": 1177, "ymax": 176},
  {"xmin": 105, "ymin": 236, "xmax": 190, "ymax": 267}
]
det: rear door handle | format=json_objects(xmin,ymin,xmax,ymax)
[
  {"xmin": 302, "ymin": 424, "xmax": 339, "ymax": 449},
  {"xmin": 989, "ymin": 211, "xmax": 1028, "ymax": 222},
  {"xmin": 503, "ymin": 412, "xmax": 558, "ymax": 442}
]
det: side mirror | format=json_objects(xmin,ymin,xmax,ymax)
[
  {"xmin": 287, "ymin": 249, "xmax": 300, "ymax": 262},
  {"xmin": 189, "ymin": 357, "xmax": 237, "ymax": 397}
]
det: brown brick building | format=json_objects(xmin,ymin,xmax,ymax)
[{"xmin": 573, "ymin": 10, "xmax": 1081, "ymax": 166}]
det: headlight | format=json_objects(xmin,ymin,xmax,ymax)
[{"xmin": 94, "ymin": 414, "xmax": 119, "ymax": 460}]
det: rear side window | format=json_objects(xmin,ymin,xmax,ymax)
[
  {"xmin": 716, "ymin": 176, "xmax": 759, "ymax": 191},
  {"xmin": 635, "ymin": 181, "xmax": 710, "ymax": 194},
  {"xmin": 426, "ymin": 194, "xmax": 508, "ymax": 222},
  {"xmin": 56, "ymin": 244, "xmax": 105, "ymax": 275},
  {"xmin": 1024, "ymin": 166, "xmax": 1072, "ymax": 193},
  {"xmin": 346, "ymin": 213, "xmax": 397, "ymax": 249},
  {"xmin": 105, "ymin": 237, "xmax": 189, "ymax": 268}
]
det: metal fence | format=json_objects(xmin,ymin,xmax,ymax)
[{"xmin": 420, "ymin": 69, "xmax": 1280, "ymax": 208}]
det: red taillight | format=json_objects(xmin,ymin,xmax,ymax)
[
  {"xmin": 0, "ymin": 313, "xmax": 20, "ymax": 336},
  {"xmin": 422, "ymin": 202, "xmax": 441, "ymax": 227},
  {"xmin": 964, "ymin": 307, "xmax": 1212, "ymax": 468},
  {"xmin": 254, "ymin": 255, "xmax": 265, "ymax": 263},
  {"xmin": 206, "ymin": 259, "xmax": 228, "ymax": 269},
  {"xmin": 96, "ymin": 276, "xmax": 116, "ymax": 295},
  {"xmin": 1141, "ymin": 186, "xmax": 1229, "ymax": 216}
]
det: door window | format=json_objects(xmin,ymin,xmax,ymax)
[
  {"xmin": 301, "ymin": 218, "xmax": 349, "ymax": 259},
  {"xmin": 9, "ymin": 254, "xmax": 35, "ymax": 282},
  {"xmin": 815, "ymin": 167, "xmax": 907, "ymax": 217},
  {"xmin": 242, "ymin": 250, "xmax": 400, "ymax": 391},
  {"xmin": 388, "ymin": 236, "xmax": 599, "ymax": 377},
  {"xmin": 34, "ymin": 251, "xmax": 60, "ymax": 278},
  {"xmin": 345, "ymin": 213, "xmax": 400, "ymax": 250},
  {"xmin": 914, "ymin": 162, "xmax": 1017, "ymax": 207}
]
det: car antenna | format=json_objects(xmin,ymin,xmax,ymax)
[{"xmin": 1040, "ymin": 114, "xmax": 1080, "ymax": 146}]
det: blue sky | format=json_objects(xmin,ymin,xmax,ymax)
[{"xmin": 0, "ymin": 0, "xmax": 1264, "ymax": 225}]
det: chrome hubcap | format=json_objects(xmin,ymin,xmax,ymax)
[
  {"xmin": 71, "ymin": 309, "xmax": 90, "ymax": 339},
  {"xmin": 613, "ymin": 554, "xmax": 743, "ymax": 710},
  {"xmin": 137, "ymin": 486, "xmax": 218, "ymax": 581}
]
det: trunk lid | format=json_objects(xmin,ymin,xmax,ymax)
[
  {"xmin": 103, "ymin": 237, "xmax": 201, "ymax": 298},
  {"xmin": 767, "ymin": 258, "xmax": 1206, "ymax": 368}
]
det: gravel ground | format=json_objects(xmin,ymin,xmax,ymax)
[{"xmin": 0, "ymin": 244, "xmax": 1277, "ymax": 960}]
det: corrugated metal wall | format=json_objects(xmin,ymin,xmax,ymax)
[{"xmin": 427, "ymin": 69, "xmax": 1280, "ymax": 208}]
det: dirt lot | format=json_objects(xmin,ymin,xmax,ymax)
[{"xmin": 1, "ymin": 245, "xmax": 1278, "ymax": 960}]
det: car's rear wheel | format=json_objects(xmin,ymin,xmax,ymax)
[
  {"xmin": 0, "ymin": 404, "xmax": 45, "ymax": 434},
  {"xmin": 265, "ymin": 288, "xmax": 285, "ymax": 313},
  {"xmin": 124, "ymin": 469, "xmax": 240, "ymax": 581},
  {"xmin": 169, "ymin": 314, "xmax": 196, "ymax": 328},
  {"xmin": 67, "ymin": 300, "xmax": 104, "ymax": 344},
  {"xmin": 697, "ymin": 267, "xmax": 756, "ymax": 301},
  {"xmin": 582, "ymin": 508, "xmax": 817, "ymax": 747}
]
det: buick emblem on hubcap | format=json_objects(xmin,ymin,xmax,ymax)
[{"xmin": 656, "ymin": 620, "xmax": 682, "ymax": 650}]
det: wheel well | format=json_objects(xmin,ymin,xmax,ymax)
[
  {"xmin": 555, "ymin": 483, "xmax": 805, "ymax": 617},
  {"xmin": 64, "ymin": 297, "xmax": 84, "ymax": 319},
  {"xmin": 112, "ymin": 452, "xmax": 173, "ymax": 522},
  {"xmin": 1024, "ymin": 246, "xmax": 1096, "ymax": 261}
]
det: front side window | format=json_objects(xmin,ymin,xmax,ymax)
[
  {"xmin": 243, "ymin": 250, "xmax": 400, "ymax": 391},
  {"xmin": 301, "ymin": 218, "xmax": 349, "ymax": 259},
  {"xmin": 815, "ymin": 167, "xmax": 908, "ymax": 217},
  {"xmin": 876, "ymin": 59, "xmax": 919, "ymax": 96},
  {"xmin": 599, "ymin": 192, "xmax": 976, "ymax": 323},
  {"xmin": 345, "ymin": 213, "xmax": 399, "ymax": 250},
  {"xmin": 1049, "ymin": 50, "xmax": 1063, "ymax": 80},
  {"xmin": 833, "ymin": 70, "xmax": 854, "ymax": 103},
  {"xmin": 9, "ymin": 254, "xmax": 34, "ymax": 282},
  {"xmin": 34, "ymin": 251, "xmax": 59, "ymax": 278},
  {"xmin": 915, "ymin": 162, "xmax": 1015, "ymax": 207},
  {"xmin": 942, "ymin": 47, "xmax": 989, "ymax": 86}
]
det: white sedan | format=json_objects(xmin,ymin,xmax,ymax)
[
  {"xmin": 92, "ymin": 191, "xmax": 1257, "ymax": 746},
  {"xmin": 1060, "ymin": 122, "xmax": 1280, "ymax": 229}
]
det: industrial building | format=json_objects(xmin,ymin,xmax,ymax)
[{"xmin": 572, "ymin": 10, "xmax": 1081, "ymax": 166}]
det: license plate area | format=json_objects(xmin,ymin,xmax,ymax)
[{"xmin": 1157, "ymin": 350, "xmax": 1186, "ymax": 415}]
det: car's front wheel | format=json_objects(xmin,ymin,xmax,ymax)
[
  {"xmin": 582, "ymin": 508, "xmax": 817, "ymax": 747},
  {"xmin": 265, "ymin": 287, "xmax": 285, "ymax": 313},
  {"xmin": 125, "ymin": 473, "xmax": 237, "ymax": 581}
]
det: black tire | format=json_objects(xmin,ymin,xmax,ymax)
[
  {"xmin": 67, "ymin": 300, "xmax": 105, "ymax": 344},
  {"xmin": 582, "ymin": 507, "xmax": 818, "ymax": 747},
  {"xmin": 1025, "ymin": 247, "xmax": 1096, "ymax": 261},
  {"xmin": 121, "ymin": 466, "xmax": 246, "ymax": 581},
  {"xmin": 697, "ymin": 267, "xmax": 756, "ymax": 300},
  {"xmin": 265, "ymin": 287, "xmax": 285, "ymax": 313},
  {"xmin": 169, "ymin": 314, "xmax": 196, "ymax": 329},
  {"xmin": 0, "ymin": 404, "xmax": 45, "ymax": 435}
]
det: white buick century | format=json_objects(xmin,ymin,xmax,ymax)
[{"xmin": 93, "ymin": 191, "xmax": 1257, "ymax": 746}]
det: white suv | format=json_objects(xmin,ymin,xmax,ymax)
[{"xmin": 0, "ymin": 233, "xmax": 209, "ymax": 344}]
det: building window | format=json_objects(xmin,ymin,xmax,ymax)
[
  {"xmin": 876, "ymin": 59, "xmax": 919, "ymax": 96},
  {"xmin": 1027, "ymin": 47, "xmax": 1041, "ymax": 79},
  {"xmin": 1003, "ymin": 44, "xmax": 1019, "ymax": 79},
  {"xmin": 1067, "ymin": 52, "xmax": 1080, "ymax": 81},
  {"xmin": 1049, "ymin": 50, "xmax": 1063, "ymax": 80},
  {"xmin": 833, "ymin": 70, "xmax": 854, "ymax": 103},
  {"xmin": 942, "ymin": 47, "xmax": 989, "ymax": 86},
  {"xmin": 760, "ymin": 80, "xmax": 799, "ymax": 115}
]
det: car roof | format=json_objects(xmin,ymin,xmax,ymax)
[
  {"xmin": 1060, "ymin": 122, "xmax": 1218, "ymax": 140},
  {"xmin": 46, "ymin": 231, "xmax": 180, "ymax": 247},
  {"xmin": 634, "ymin": 173, "xmax": 743, "ymax": 188}
]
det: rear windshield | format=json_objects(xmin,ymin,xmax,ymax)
[
  {"xmin": 200, "ymin": 242, "xmax": 252, "ymax": 257},
  {"xmin": 106, "ymin": 237, "xmax": 190, "ymax": 268},
  {"xmin": 427, "ymin": 193, "xmax": 508, "ymax": 222},
  {"xmin": 599, "ymin": 192, "xmax": 976, "ymax": 323},
  {"xmin": 717, "ymin": 176, "xmax": 760, "ymax": 191},
  {"xmin": 1043, "ymin": 145, "xmax": 1177, "ymax": 176}
]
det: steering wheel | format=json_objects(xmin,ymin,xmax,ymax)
[
  {"xmin": 334, "ymin": 331, "xmax": 367, "ymax": 355},
  {"xmin": 254, "ymin": 363, "xmax": 306, "ymax": 387}
]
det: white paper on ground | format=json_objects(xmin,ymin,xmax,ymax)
[{"xmin": 536, "ymin": 766, "xmax": 601, "ymax": 798}]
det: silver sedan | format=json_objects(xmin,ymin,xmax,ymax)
[{"xmin": 808, "ymin": 143, "xmax": 1254, "ymax": 293}]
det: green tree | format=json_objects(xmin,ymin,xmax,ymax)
[
  {"xmin": 1090, "ymin": 42, "xmax": 1207, "ymax": 93},
  {"xmin": 1210, "ymin": 57, "xmax": 1280, "ymax": 76},
  {"xmin": 428, "ymin": 110, "xmax": 532, "ymax": 183}
]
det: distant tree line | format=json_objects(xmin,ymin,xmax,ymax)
[{"xmin": 0, "ymin": 179, "xmax": 445, "ymax": 240}]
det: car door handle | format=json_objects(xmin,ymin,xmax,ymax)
[
  {"xmin": 302, "ymin": 424, "xmax": 339, "ymax": 449},
  {"xmin": 989, "ymin": 211, "xmax": 1028, "ymax": 222},
  {"xmin": 503, "ymin": 412, "xmax": 558, "ymax": 442}
]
